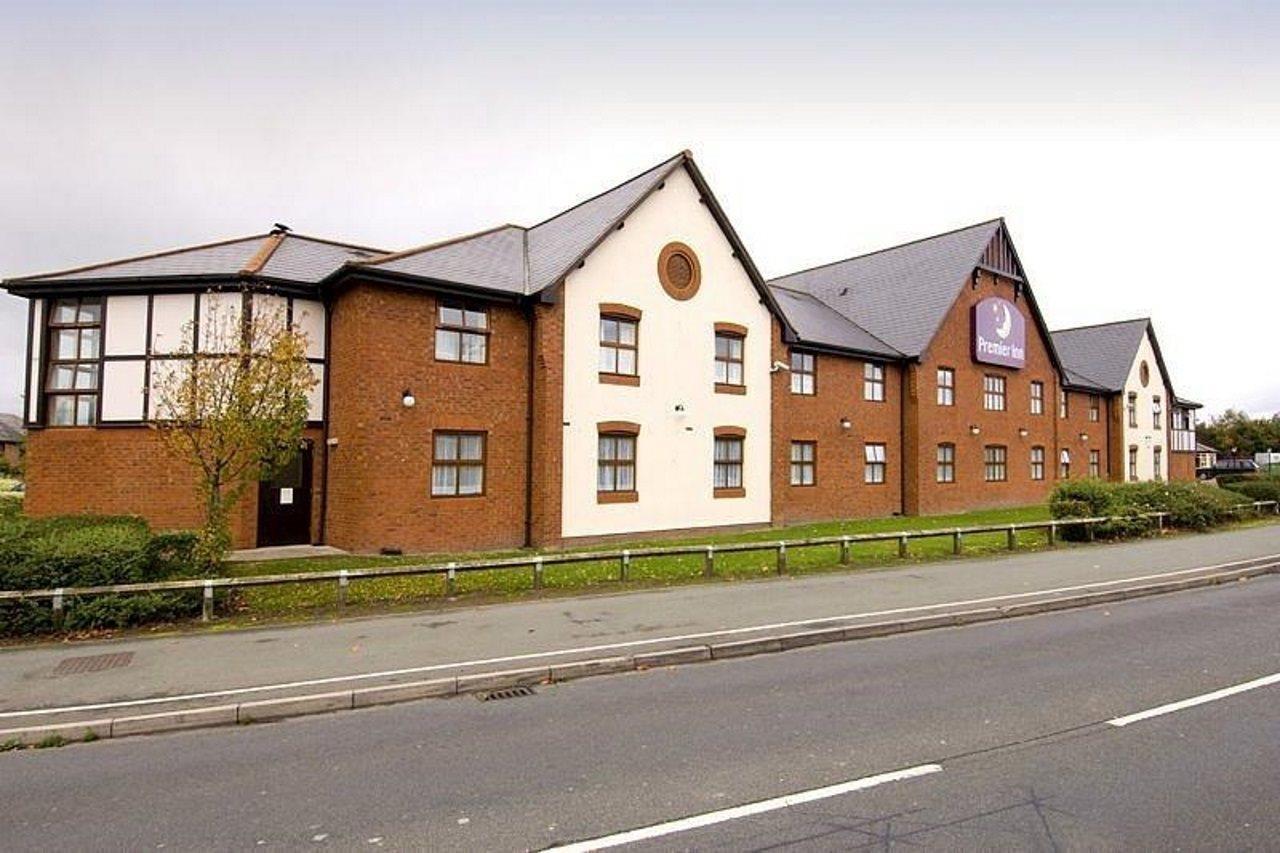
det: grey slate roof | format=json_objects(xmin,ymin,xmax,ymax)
[
  {"xmin": 768, "ymin": 220, "xmax": 1004, "ymax": 357},
  {"xmin": 1049, "ymin": 318, "xmax": 1151, "ymax": 393},
  {"xmin": 356, "ymin": 225, "xmax": 528, "ymax": 295},
  {"xmin": 767, "ymin": 285, "xmax": 902, "ymax": 358},
  {"xmin": 8, "ymin": 233, "xmax": 384, "ymax": 288},
  {"xmin": 0, "ymin": 413, "xmax": 24, "ymax": 444}
]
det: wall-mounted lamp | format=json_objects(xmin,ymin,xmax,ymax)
[
  {"xmin": 401, "ymin": 389, "xmax": 416, "ymax": 408},
  {"xmin": 839, "ymin": 417, "xmax": 852, "ymax": 430},
  {"xmin": 674, "ymin": 403, "xmax": 686, "ymax": 414},
  {"xmin": 1079, "ymin": 432, "xmax": 1089, "ymax": 442},
  {"xmin": 1018, "ymin": 427, "xmax": 1029, "ymax": 438},
  {"xmin": 969, "ymin": 425, "xmax": 981, "ymax": 436}
]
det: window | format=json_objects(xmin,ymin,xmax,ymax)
[
  {"xmin": 597, "ymin": 433, "xmax": 637, "ymax": 497},
  {"xmin": 431, "ymin": 432, "xmax": 485, "ymax": 496},
  {"xmin": 1153, "ymin": 446, "xmax": 1163, "ymax": 481},
  {"xmin": 983, "ymin": 375, "xmax": 1006, "ymax": 411},
  {"xmin": 1127, "ymin": 392, "xmax": 1138, "ymax": 427},
  {"xmin": 45, "ymin": 297, "xmax": 103, "ymax": 425},
  {"xmin": 1089, "ymin": 396, "xmax": 1100, "ymax": 423},
  {"xmin": 864, "ymin": 443, "xmax": 887, "ymax": 484},
  {"xmin": 863, "ymin": 362, "xmax": 885, "ymax": 402},
  {"xmin": 1128, "ymin": 446, "xmax": 1138, "ymax": 481},
  {"xmin": 435, "ymin": 300, "xmax": 488, "ymax": 364},
  {"xmin": 1059, "ymin": 389, "xmax": 1069, "ymax": 419},
  {"xmin": 790, "ymin": 351, "xmax": 815, "ymax": 395},
  {"xmin": 789, "ymin": 441, "xmax": 816, "ymax": 486},
  {"xmin": 713, "ymin": 436, "xmax": 744, "ymax": 493},
  {"xmin": 1089, "ymin": 449, "xmax": 1101, "ymax": 478},
  {"xmin": 936, "ymin": 368, "xmax": 954, "ymax": 406},
  {"xmin": 714, "ymin": 331, "xmax": 744, "ymax": 388},
  {"xmin": 1059, "ymin": 449, "xmax": 1071, "ymax": 479},
  {"xmin": 936, "ymin": 444, "xmax": 955, "ymax": 483},
  {"xmin": 1030, "ymin": 381, "xmax": 1044, "ymax": 415},
  {"xmin": 985, "ymin": 445, "xmax": 1008, "ymax": 482},
  {"xmin": 1030, "ymin": 446, "xmax": 1045, "ymax": 481},
  {"xmin": 599, "ymin": 314, "xmax": 639, "ymax": 379},
  {"xmin": 1152, "ymin": 396, "xmax": 1162, "ymax": 429}
]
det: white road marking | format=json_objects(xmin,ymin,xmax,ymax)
[
  {"xmin": 552, "ymin": 764, "xmax": 943, "ymax": 851},
  {"xmin": 1107, "ymin": 672, "xmax": 1280, "ymax": 727},
  {"xmin": 3, "ymin": 553, "xmax": 1275, "ymax": 720}
]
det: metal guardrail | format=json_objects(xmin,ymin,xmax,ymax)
[{"xmin": 2, "ymin": 501, "xmax": 1276, "ymax": 626}]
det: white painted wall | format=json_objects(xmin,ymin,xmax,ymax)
[
  {"xmin": 294, "ymin": 298, "xmax": 326, "ymax": 360},
  {"xmin": 151, "ymin": 293, "xmax": 195, "ymax": 355},
  {"xmin": 1121, "ymin": 329, "xmax": 1168, "ymax": 481},
  {"xmin": 101, "ymin": 360, "xmax": 146, "ymax": 421},
  {"xmin": 104, "ymin": 295, "xmax": 148, "ymax": 355},
  {"xmin": 560, "ymin": 165, "xmax": 772, "ymax": 538},
  {"xmin": 26, "ymin": 299, "xmax": 43, "ymax": 422}
]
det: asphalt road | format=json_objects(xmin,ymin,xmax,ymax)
[{"xmin": 3, "ymin": 574, "xmax": 1279, "ymax": 851}]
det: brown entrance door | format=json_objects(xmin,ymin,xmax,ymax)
[{"xmin": 256, "ymin": 442, "xmax": 313, "ymax": 547}]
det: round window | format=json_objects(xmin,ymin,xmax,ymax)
[
  {"xmin": 657, "ymin": 242, "xmax": 701, "ymax": 301},
  {"xmin": 1139, "ymin": 361, "xmax": 1150, "ymax": 387}
]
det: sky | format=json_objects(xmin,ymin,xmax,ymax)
[{"xmin": 1, "ymin": 0, "xmax": 1277, "ymax": 418}]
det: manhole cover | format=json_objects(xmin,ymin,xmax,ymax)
[
  {"xmin": 475, "ymin": 685, "xmax": 536, "ymax": 702},
  {"xmin": 52, "ymin": 652, "xmax": 135, "ymax": 676}
]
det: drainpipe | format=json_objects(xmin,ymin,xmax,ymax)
[
  {"xmin": 523, "ymin": 299, "xmax": 537, "ymax": 548},
  {"xmin": 317, "ymin": 293, "xmax": 334, "ymax": 545}
]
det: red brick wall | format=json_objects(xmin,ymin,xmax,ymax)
[
  {"xmin": 1057, "ymin": 390, "xmax": 1109, "ymax": 480},
  {"xmin": 24, "ymin": 425, "xmax": 324, "ymax": 548},
  {"xmin": 1169, "ymin": 451, "xmax": 1196, "ymax": 481},
  {"xmin": 771, "ymin": 320, "xmax": 904, "ymax": 525},
  {"xmin": 528, "ymin": 298, "xmax": 565, "ymax": 547},
  {"xmin": 324, "ymin": 282, "xmax": 532, "ymax": 554},
  {"xmin": 906, "ymin": 270, "xmax": 1060, "ymax": 515}
]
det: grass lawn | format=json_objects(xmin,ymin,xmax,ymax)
[{"xmin": 224, "ymin": 505, "xmax": 1053, "ymax": 622}]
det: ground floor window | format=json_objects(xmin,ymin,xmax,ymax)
[
  {"xmin": 431, "ymin": 431, "xmax": 485, "ymax": 496},
  {"xmin": 714, "ymin": 435, "xmax": 744, "ymax": 493},
  {"xmin": 1128, "ymin": 446, "xmax": 1139, "ymax": 481},
  {"xmin": 864, "ymin": 443, "xmax": 886, "ymax": 484},
  {"xmin": 985, "ymin": 445, "xmax": 1007, "ymax": 482},
  {"xmin": 1153, "ymin": 446, "xmax": 1162, "ymax": 481},
  {"xmin": 1089, "ymin": 449, "xmax": 1101, "ymax": 478},
  {"xmin": 1059, "ymin": 449, "xmax": 1071, "ymax": 479},
  {"xmin": 790, "ymin": 441, "xmax": 815, "ymax": 486},
  {"xmin": 1030, "ymin": 446, "xmax": 1045, "ymax": 481},
  {"xmin": 936, "ymin": 443, "xmax": 955, "ymax": 483},
  {"xmin": 597, "ymin": 434, "xmax": 637, "ymax": 495}
]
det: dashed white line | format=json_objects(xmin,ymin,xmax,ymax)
[
  {"xmin": 1108, "ymin": 672, "xmax": 1280, "ymax": 727},
  {"xmin": 552, "ymin": 764, "xmax": 943, "ymax": 851}
]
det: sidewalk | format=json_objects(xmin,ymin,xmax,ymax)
[{"xmin": 3, "ymin": 524, "xmax": 1278, "ymax": 727}]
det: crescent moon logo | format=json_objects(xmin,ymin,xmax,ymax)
[{"xmin": 995, "ymin": 303, "xmax": 1013, "ymax": 340}]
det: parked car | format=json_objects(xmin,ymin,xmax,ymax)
[{"xmin": 1212, "ymin": 457, "xmax": 1260, "ymax": 477}]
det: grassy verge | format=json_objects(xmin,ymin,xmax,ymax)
[{"xmin": 224, "ymin": 506, "xmax": 1053, "ymax": 622}]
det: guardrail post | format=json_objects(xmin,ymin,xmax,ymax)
[
  {"xmin": 337, "ymin": 570, "xmax": 349, "ymax": 609},
  {"xmin": 1046, "ymin": 522, "xmax": 1057, "ymax": 547},
  {"xmin": 704, "ymin": 546, "xmax": 715, "ymax": 577},
  {"xmin": 776, "ymin": 542, "xmax": 787, "ymax": 575},
  {"xmin": 952, "ymin": 531, "xmax": 963, "ymax": 555},
  {"xmin": 533, "ymin": 556, "xmax": 544, "ymax": 590},
  {"xmin": 839, "ymin": 536, "xmax": 851, "ymax": 565},
  {"xmin": 201, "ymin": 580, "xmax": 213, "ymax": 623},
  {"xmin": 1157, "ymin": 513, "xmax": 1165, "ymax": 532},
  {"xmin": 1086, "ymin": 520, "xmax": 1095, "ymax": 542},
  {"xmin": 620, "ymin": 549, "xmax": 630, "ymax": 582},
  {"xmin": 1006, "ymin": 526, "xmax": 1017, "ymax": 550},
  {"xmin": 446, "ymin": 562, "xmax": 457, "ymax": 596},
  {"xmin": 898, "ymin": 535, "xmax": 908, "ymax": 559},
  {"xmin": 1274, "ymin": 501, "xmax": 1279, "ymax": 516},
  {"xmin": 51, "ymin": 588, "xmax": 64, "ymax": 630}
]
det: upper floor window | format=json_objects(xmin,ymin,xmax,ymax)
[
  {"xmin": 789, "ymin": 441, "xmax": 816, "ymax": 486},
  {"xmin": 1059, "ymin": 448, "xmax": 1071, "ymax": 479},
  {"xmin": 936, "ymin": 443, "xmax": 955, "ymax": 483},
  {"xmin": 864, "ymin": 443, "xmax": 887, "ymax": 484},
  {"xmin": 714, "ymin": 330, "xmax": 745, "ymax": 389},
  {"xmin": 1030, "ymin": 446, "xmax": 1045, "ymax": 481},
  {"xmin": 599, "ymin": 313, "xmax": 639, "ymax": 379},
  {"xmin": 1059, "ymin": 389, "xmax": 1069, "ymax": 419},
  {"xmin": 985, "ymin": 445, "xmax": 1008, "ymax": 482},
  {"xmin": 863, "ymin": 362, "xmax": 885, "ymax": 402},
  {"xmin": 1127, "ymin": 392, "xmax": 1138, "ymax": 427},
  {"xmin": 1152, "ymin": 395, "xmax": 1162, "ymax": 429},
  {"xmin": 983, "ymin": 375, "xmax": 1006, "ymax": 411},
  {"xmin": 1089, "ymin": 395, "xmax": 1100, "ymax": 423},
  {"xmin": 1029, "ymin": 381, "xmax": 1044, "ymax": 415},
  {"xmin": 435, "ymin": 300, "xmax": 488, "ymax": 364},
  {"xmin": 45, "ymin": 297, "xmax": 103, "ymax": 426},
  {"xmin": 936, "ymin": 368, "xmax": 954, "ymax": 406},
  {"xmin": 431, "ymin": 431, "xmax": 485, "ymax": 496},
  {"xmin": 790, "ymin": 351, "xmax": 815, "ymax": 395}
]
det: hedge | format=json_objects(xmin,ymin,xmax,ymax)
[
  {"xmin": 0, "ymin": 513, "xmax": 201, "ymax": 636},
  {"xmin": 1050, "ymin": 479, "xmax": 1253, "ymax": 540},
  {"xmin": 1229, "ymin": 479, "xmax": 1280, "ymax": 505}
]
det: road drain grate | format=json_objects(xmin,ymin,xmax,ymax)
[
  {"xmin": 52, "ymin": 652, "xmax": 135, "ymax": 676},
  {"xmin": 476, "ymin": 686, "xmax": 537, "ymax": 702}
]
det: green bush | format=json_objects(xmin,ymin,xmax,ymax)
[
  {"xmin": 1230, "ymin": 479, "xmax": 1280, "ymax": 506},
  {"xmin": 0, "ymin": 513, "xmax": 202, "ymax": 636},
  {"xmin": 1050, "ymin": 479, "xmax": 1253, "ymax": 540}
]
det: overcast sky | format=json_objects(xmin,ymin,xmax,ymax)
[{"xmin": 1, "ymin": 1, "xmax": 1276, "ymax": 418}]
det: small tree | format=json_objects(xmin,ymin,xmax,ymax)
[{"xmin": 151, "ymin": 292, "xmax": 317, "ymax": 568}]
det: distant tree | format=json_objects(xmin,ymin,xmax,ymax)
[
  {"xmin": 1198, "ymin": 409, "xmax": 1280, "ymax": 456},
  {"xmin": 150, "ymin": 293, "xmax": 316, "ymax": 568}
]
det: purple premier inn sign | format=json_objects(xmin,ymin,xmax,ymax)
[{"xmin": 972, "ymin": 296, "xmax": 1026, "ymax": 368}]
